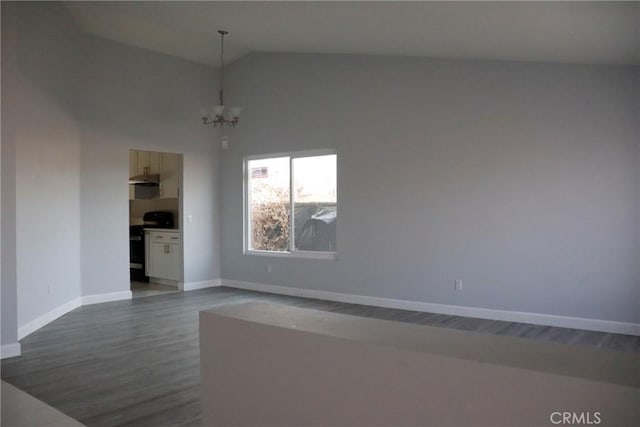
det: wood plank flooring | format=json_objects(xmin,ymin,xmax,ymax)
[{"xmin": 2, "ymin": 286, "xmax": 638, "ymax": 426}]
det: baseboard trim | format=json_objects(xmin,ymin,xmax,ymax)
[
  {"xmin": 81, "ymin": 291, "xmax": 132, "ymax": 306},
  {"xmin": 221, "ymin": 279, "xmax": 640, "ymax": 336},
  {"xmin": 13, "ymin": 278, "xmax": 227, "ymax": 342},
  {"xmin": 18, "ymin": 297, "xmax": 82, "ymax": 340},
  {"xmin": 17, "ymin": 291, "xmax": 132, "ymax": 341},
  {"xmin": 1, "ymin": 342, "xmax": 22, "ymax": 359},
  {"xmin": 182, "ymin": 279, "xmax": 221, "ymax": 291}
]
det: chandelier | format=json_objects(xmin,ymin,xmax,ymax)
[{"xmin": 202, "ymin": 30, "xmax": 242, "ymax": 127}]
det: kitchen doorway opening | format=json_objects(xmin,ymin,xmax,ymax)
[{"xmin": 128, "ymin": 149, "xmax": 184, "ymax": 298}]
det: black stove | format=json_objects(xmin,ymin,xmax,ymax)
[{"xmin": 129, "ymin": 211, "xmax": 174, "ymax": 281}]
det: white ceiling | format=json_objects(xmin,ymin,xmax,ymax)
[{"xmin": 64, "ymin": 1, "xmax": 639, "ymax": 67}]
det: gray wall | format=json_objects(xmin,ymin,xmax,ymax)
[
  {"xmin": 1, "ymin": 2, "xmax": 19, "ymax": 346},
  {"xmin": 221, "ymin": 53, "xmax": 640, "ymax": 324},
  {"xmin": 2, "ymin": 1, "xmax": 222, "ymax": 339},
  {"xmin": 3, "ymin": 2, "xmax": 84, "ymax": 330},
  {"xmin": 78, "ymin": 34, "xmax": 220, "ymax": 294}
]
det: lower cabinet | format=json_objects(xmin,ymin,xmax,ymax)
[{"xmin": 145, "ymin": 230, "xmax": 181, "ymax": 282}]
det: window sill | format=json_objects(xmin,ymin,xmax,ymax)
[{"xmin": 245, "ymin": 250, "xmax": 338, "ymax": 260}]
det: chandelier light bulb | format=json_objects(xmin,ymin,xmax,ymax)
[
  {"xmin": 229, "ymin": 107, "xmax": 242, "ymax": 119},
  {"xmin": 212, "ymin": 105, "xmax": 225, "ymax": 117}
]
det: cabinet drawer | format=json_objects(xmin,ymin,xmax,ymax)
[{"xmin": 147, "ymin": 232, "xmax": 180, "ymax": 244}]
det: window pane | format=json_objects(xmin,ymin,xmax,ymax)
[
  {"xmin": 248, "ymin": 157, "xmax": 290, "ymax": 251},
  {"xmin": 293, "ymin": 154, "xmax": 337, "ymax": 252}
]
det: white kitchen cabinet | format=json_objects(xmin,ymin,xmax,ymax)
[
  {"xmin": 129, "ymin": 150, "xmax": 136, "ymax": 200},
  {"xmin": 131, "ymin": 150, "xmax": 161, "ymax": 176},
  {"xmin": 159, "ymin": 152, "xmax": 180, "ymax": 199},
  {"xmin": 129, "ymin": 150, "xmax": 180, "ymax": 200},
  {"xmin": 145, "ymin": 230, "xmax": 181, "ymax": 282},
  {"xmin": 148, "ymin": 151, "xmax": 162, "ymax": 174},
  {"xmin": 129, "ymin": 150, "xmax": 137, "ymax": 177}
]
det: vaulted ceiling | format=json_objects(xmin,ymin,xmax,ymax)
[{"xmin": 65, "ymin": 1, "xmax": 639, "ymax": 67}]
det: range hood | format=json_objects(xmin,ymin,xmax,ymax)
[{"xmin": 128, "ymin": 174, "xmax": 160, "ymax": 186}]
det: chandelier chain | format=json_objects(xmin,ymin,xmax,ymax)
[{"xmin": 219, "ymin": 30, "xmax": 226, "ymax": 106}]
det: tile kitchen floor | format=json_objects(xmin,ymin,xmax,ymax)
[{"xmin": 130, "ymin": 281, "xmax": 180, "ymax": 298}]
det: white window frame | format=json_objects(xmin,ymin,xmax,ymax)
[{"xmin": 243, "ymin": 149, "xmax": 337, "ymax": 260}]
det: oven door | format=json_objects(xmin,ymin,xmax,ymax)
[{"xmin": 129, "ymin": 230, "xmax": 147, "ymax": 281}]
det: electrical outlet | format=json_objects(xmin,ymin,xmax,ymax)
[
  {"xmin": 266, "ymin": 264, "xmax": 272, "ymax": 273},
  {"xmin": 221, "ymin": 135, "xmax": 229, "ymax": 150},
  {"xmin": 454, "ymin": 280, "xmax": 463, "ymax": 291}
]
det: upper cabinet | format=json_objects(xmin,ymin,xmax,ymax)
[
  {"xmin": 129, "ymin": 150, "xmax": 181, "ymax": 200},
  {"xmin": 159, "ymin": 152, "xmax": 180, "ymax": 199},
  {"xmin": 130, "ymin": 150, "xmax": 161, "ymax": 176}
]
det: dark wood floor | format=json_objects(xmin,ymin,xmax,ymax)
[{"xmin": 2, "ymin": 286, "xmax": 638, "ymax": 426}]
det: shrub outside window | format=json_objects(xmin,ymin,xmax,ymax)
[{"xmin": 245, "ymin": 150, "xmax": 337, "ymax": 258}]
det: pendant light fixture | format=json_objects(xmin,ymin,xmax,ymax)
[{"xmin": 202, "ymin": 30, "xmax": 241, "ymax": 127}]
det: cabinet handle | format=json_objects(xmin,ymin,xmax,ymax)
[{"xmin": 170, "ymin": 237, "xmax": 178, "ymax": 239}]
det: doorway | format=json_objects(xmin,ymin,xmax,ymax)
[{"xmin": 128, "ymin": 149, "xmax": 183, "ymax": 298}]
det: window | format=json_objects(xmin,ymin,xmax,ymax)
[{"xmin": 245, "ymin": 151, "xmax": 337, "ymax": 258}]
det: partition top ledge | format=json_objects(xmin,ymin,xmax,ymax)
[{"xmin": 200, "ymin": 302, "xmax": 637, "ymax": 388}]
